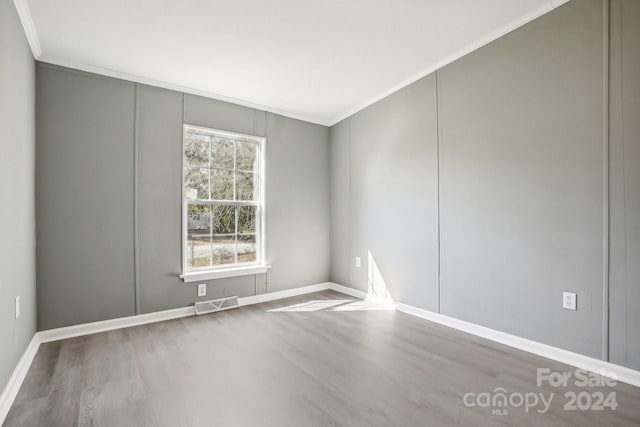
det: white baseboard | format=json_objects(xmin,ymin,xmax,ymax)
[
  {"xmin": 327, "ymin": 282, "xmax": 640, "ymax": 388},
  {"xmin": 0, "ymin": 335, "xmax": 40, "ymax": 423},
  {"xmin": 391, "ymin": 301, "xmax": 640, "ymax": 388},
  {"xmin": 238, "ymin": 282, "xmax": 332, "ymax": 306},
  {"xmin": 329, "ymin": 283, "xmax": 395, "ymax": 307},
  {"xmin": 38, "ymin": 282, "xmax": 333, "ymax": 343},
  {"xmin": 328, "ymin": 283, "xmax": 368, "ymax": 299},
  {"xmin": 38, "ymin": 306, "xmax": 196, "ymax": 343}
]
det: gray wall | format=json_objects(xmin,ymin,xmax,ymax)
[
  {"xmin": 329, "ymin": 120, "xmax": 351, "ymax": 286},
  {"xmin": 0, "ymin": 0, "xmax": 36, "ymax": 393},
  {"xmin": 37, "ymin": 66, "xmax": 137, "ymax": 329},
  {"xmin": 330, "ymin": 0, "xmax": 639, "ymax": 366},
  {"xmin": 438, "ymin": 0, "xmax": 605, "ymax": 358},
  {"xmin": 265, "ymin": 113, "xmax": 330, "ymax": 292},
  {"xmin": 349, "ymin": 75, "xmax": 439, "ymax": 310},
  {"xmin": 609, "ymin": 0, "xmax": 640, "ymax": 370},
  {"xmin": 37, "ymin": 65, "xmax": 330, "ymax": 329}
]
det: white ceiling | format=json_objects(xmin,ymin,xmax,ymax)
[{"xmin": 21, "ymin": 0, "xmax": 568, "ymax": 126}]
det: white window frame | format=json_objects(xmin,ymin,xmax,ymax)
[{"xmin": 180, "ymin": 124, "xmax": 268, "ymax": 282}]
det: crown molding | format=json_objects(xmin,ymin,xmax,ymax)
[
  {"xmin": 37, "ymin": 55, "xmax": 329, "ymax": 127},
  {"xmin": 326, "ymin": 0, "xmax": 573, "ymax": 126},
  {"xmin": 13, "ymin": 0, "xmax": 42, "ymax": 58}
]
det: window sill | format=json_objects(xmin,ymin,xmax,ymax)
[{"xmin": 180, "ymin": 265, "xmax": 271, "ymax": 282}]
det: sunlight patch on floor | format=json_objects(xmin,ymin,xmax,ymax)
[
  {"xmin": 267, "ymin": 299, "xmax": 394, "ymax": 312},
  {"xmin": 330, "ymin": 300, "xmax": 394, "ymax": 311},
  {"xmin": 267, "ymin": 300, "xmax": 353, "ymax": 312}
]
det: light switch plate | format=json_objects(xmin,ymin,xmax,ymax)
[{"xmin": 355, "ymin": 257, "xmax": 361, "ymax": 268}]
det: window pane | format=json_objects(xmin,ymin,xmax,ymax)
[
  {"xmin": 213, "ymin": 235, "xmax": 236, "ymax": 265},
  {"xmin": 238, "ymin": 205, "xmax": 256, "ymax": 234},
  {"xmin": 183, "ymin": 126, "xmax": 264, "ymax": 272},
  {"xmin": 212, "ymin": 205, "xmax": 235, "ymax": 234},
  {"xmin": 211, "ymin": 137, "xmax": 234, "ymax": 169},
  {"xmin": 236, "ymin": 171, "xmax": 256, "ymax": 201},
  {"xmin": 185, "ymin": 167, "xmax": 209, "ymax": 200},
  {"xmin": 237, "ymin": 234, "xmax": 256, "ymax": 264},
  {"xmin": 184, "ymin": 132, "xmax": 210, "ymax": 167},
  {"xmin": 187, "ymin": 204, "xmax": 211, "ymax": 235},
  {"xmin": 211, "ymin": 169, "xmax": 234, "ymax": 200},
  {"xmin": 236, "ymin": 140, "xmax": 258, "ymax": 172},
  {"xmin": 186, "ymin": 235, "xmax": 212, "ymax": 268}
]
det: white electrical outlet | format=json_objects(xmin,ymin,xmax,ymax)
[
  {"xmin": 563, "ymin": 292, "xmax": 577, "ymax": 310},
  {"xmin": 355, "ymin": 256, "xmax": 361, "ymax": 268},
  {"xmin": 197, "ymin": 283, "xmax": 207, "ymax": 297},
  {"xmin": 15, "ymin": 296, "xmax": 20, "ymax": 319}
]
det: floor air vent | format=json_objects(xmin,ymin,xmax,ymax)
[{"xmin": 195, "ymin": 296, "xmax": 239, "ymax": 315}]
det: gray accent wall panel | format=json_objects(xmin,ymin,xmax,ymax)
[
  {"xmin": 36, "ymin": 66, "xmax": 329, "ymax": 328},
  {"xmin": 437, "ymin": 0, "xmax": 605, "ymax": 357},
  {"xmin": 184, "ymin": 94, "xmax": 256, "ymax": 136},
  {"xmin": 266, "ymin": 114, "xmax": 330, "ymax": 291},
  {"xmin": 329, "ymin": 119, "xmax": 351, "ymax": 286},
  {"xmin": 254, "ymin": 110, "xmax": 267, "ymax": 138},
  {"xmin": 136, "ymin": 85, "xmax": 258, "ymax": 314},
  {"xmin": 136, "ymin": 85, "xmax": 184, "ymax": 313},
  {"xmin": 349, "ymin": 76, "xmax": 439, "ymax": 311},
  {"xmin": 37, "ymin": 65, "xmax": 137, "ymax": 329},
  {"xmin": 610, "ymin": 0, "xmax": 640, "ymax": 370},
  {"xmin": 0, "ymin": 0, "xmax": 36, "ymax": 394}
]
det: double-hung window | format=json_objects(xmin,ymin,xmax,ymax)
[{"xmin": 181, "ymin": 125, "xmax": 266, "ymax": 280}]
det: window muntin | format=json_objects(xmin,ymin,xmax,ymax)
[{"xmin": 182, "ymin": 125, "xmax": 265, "ymax": 272}]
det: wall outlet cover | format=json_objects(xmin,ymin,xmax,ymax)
[
  {"xmin": 355, "ymin": 257, "xmax": 361, "ymax": 268},
  {"xmin": 563, "ymin": 291, "xmax": 577, "ymax": 310},
  {"xmin": 197, "ymin": 283, "xmax": 207, "ymax": 297}
]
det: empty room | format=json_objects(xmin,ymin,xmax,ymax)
[{"xmin": 1, "ymin": 0, "xmax": 639, "ymax": 425}]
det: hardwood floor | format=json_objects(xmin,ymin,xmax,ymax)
[{"xmin": 5, "ymin": 290, "xmax": 640, "ymax": 426}]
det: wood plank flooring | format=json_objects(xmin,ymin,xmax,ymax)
[{"xmin": 5, "ymin": 290, "xmax": 640, "ymax": 426}]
